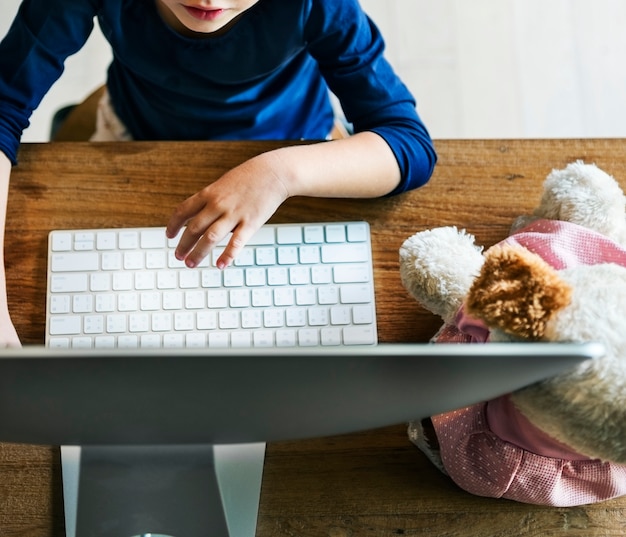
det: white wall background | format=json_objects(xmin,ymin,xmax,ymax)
[{"xmin": 2, "ymin": 0, "xmax": 625, "ymax": 142}]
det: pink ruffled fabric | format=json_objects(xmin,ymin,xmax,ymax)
[
  {"xmin": 432, "ymin": 404, "xmax": 626, "ymax": 506},
  {"xmin": 429, "ymin": 219, "xmax": 626, "ymax": 506}
]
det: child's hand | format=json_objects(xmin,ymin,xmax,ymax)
[
  {"xmin": 0, "ymin": 286, "xmax": 21, "ymax": 347},
  {"xmin": 0, "ymin": 308, "xmax": 20, "ymax": 348},
  {"xmin": 166, "ymin": 153, "xmax": 290, "ymax": 269}
]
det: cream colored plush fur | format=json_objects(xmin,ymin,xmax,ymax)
[
  {"xmin": 399, "ymin": 226, "xmax": 484, "ymax": 324},
  {"xmin": 506, "ymin": 263, "xmax": 626, "ymax": 462}
]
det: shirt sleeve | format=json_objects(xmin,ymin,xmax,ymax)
[
  {"xmin": 0, "ymin": 0, "xmax": 97, "ymax": 164},
  {"xmin": 304, "ymin": 0, "xmax": 437, "ymax": 194}
]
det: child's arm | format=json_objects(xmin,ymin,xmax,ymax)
[
  {"xmin": 166, "ymin": 130, "xmax": 400, "ymax": 269},
  {"xmin": 0, "ymin": 153, "xmax": 21, "ymax": 347}
]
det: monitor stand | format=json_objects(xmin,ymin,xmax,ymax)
[{"xmin": 61, "ymin": 443, "xmax": 266, "ymax": 537}]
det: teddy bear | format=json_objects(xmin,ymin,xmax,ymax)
[{"xmin": 398, "ymin": 160, "xmax": 626, "ymax": 507}]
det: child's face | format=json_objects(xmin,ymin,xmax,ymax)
[{"xmin": 156, "ymin": 0, "xmax": 260, "ymax": 36}]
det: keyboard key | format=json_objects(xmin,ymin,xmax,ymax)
[
  {"xmin": 124, "ymin": 251, "xmax": 144, "ymax": 270},
  {"xmin": 295, "ymin": 287, "xmax": 316, "ymax": 306},
  {"xmin": 201, "ymin": 270, "xmax": 222, "ymax": 288},
  {"xmin": 223, "ymin": 268, "xmax": 244, "ymax": 287},
  {"xmin": 343, "ymin": 325, "xmax": 377, "ymax": 345},
  {"xmin": 333, "ymin": 264, "xmax": 370, "ymax": 283},
  {"xmin": 299, "ymin": 246, "xmax": 320, "ymax": 264},
  {"xmin": 267, "ymin": 267, "xmax": 288, "ymax": 285},
  {"xmin": 51, "ymin": 252, "xmax": 99, "ymax": 272},
  {"xmin": 353, "ymin": 305, "xmax": 374, "ymax": 325},
  {"xmin": 174, "ymin": 312, "xmax": 194, "ymax": 331},
  {"xmin": 276, "ymin": 226, "xmax": 302, "ymax": 244},
  {"xmin": 277, "ymin": 246, "xmax": 298, "ymax": 265},
  {"xmin": 95, "ymin": 294, "xmax": 115, "ymax": 312},
  {"xmin": 208, "ymin": 332, "xmax": 229, "ymax": 348},
  {"xmin": 94, "ymin": 335, "xmax": 115, "ymax": 349},
  {"xmin": 303, "ymin": 225, "xmax": 324, "ymax": 243},
  {"xmin": 100, "ymin": 252, "xmax": 122, "ymax": 270},
  {"xmin": 197, "ymin": 311, "xmax": 218, "ymax": 330},
  {"xmin": 50, "ymin": 316, "xmax": 81, "ymax": 335},
  {"xmin": 289, "ymin": 266, "xmax": 310, "ymax": 285},
  {"xmin": 146, "ymin": 251, "xmax": 166, "ymax": 269},
  {"xmin": 318, "ymin": 286, "xmax": 339, "ymax": 305},
  {"xmin": 118, "ymin": 231, "xmax": 139, "ymax": 250},
  {"xmin": 163, "ymin": 291, "xmax": 183, "ymax": 310},
  {"xmin": 72, "ymin": 337, "xmax": 93, "ymax": 349},
  {"xmin": 274, "ymin": 288, "xmax": 294, "ymax": 306},
  {"xmin": 74, "ymin": 233, "xmax": 95, "ymax": 250},
  {"xmin": 253, "ymin": 330, "xmax": 274, "ymax": 347},
  {"xmin": 311, "ymin": 265, "xmax": 332, "ymax": 284},
  {"xmin": 230, "ymin": 289, "xmax": 251, "ymax": 308},
  {"xmin": 321, "ymin": 243, "xmax": 369, "ymax": 263},
  {"xmin": 50, "ymin": 295, "xmax": 71, "ymax": 314},
  {"xmin": 50, "ymin": 274, "xmax": 88, "ymax": 293},
  {"xmin": 152, "ymin": 312, "xmax": 173, "ymax": 332},
  {"xmin": 251, "ymin": 288, "xmax": 272, "ymax": 307},
  {"xmin": 325, "ymin": 224, "xmax": 346, "ymax": 243},
  {"xmin": 164, "ymin": 333, "xmax": 185, "ymax": 348},
  {"xmin": 129, "ymin": 313, "xmax": 150, "ymax": 333},
  {"xmin": 340, "ymin": 284, "xmax": 372, "ymax": 304},
  {"xmin": 97, "ymin": 231, "xmax": 117, "ymax": 250},
  {"xmin": 186, "ymin": 333, "xmax": 206, "ymax": 348},
  {"xmin": 118, "ymin": 335, "xmax": 138, "ymax": 348},
  {"xmin": 347, "ymin": 223, "xmax": 368, "ymax": 242},
  {"xmin": 276, "ymin": 329, "xmax": 296, "ymax": 347},
  {"xmin": 308, "ymin": 307, "xmax": 329, "ymax": 326},
  {"xmin": 321, "ymin": 327, "xmax": 342, "ymax": 346},
  {"xmin": 208, "ymin": 290, "xmax": 228, "ymax": 309},
  {"xmin": 51, "ymin": 232, "xmax": 72, "ymax": 252},
  {"xmin": 135, "ymin": 271, "xmax": 156, "ymax": 290},
  {"xmin": 264, "ymin": 309, "xmax": 284, "ymax": 328},
  {"xmin": 242, "ymin": 310, "xmax": 262, "ymax": 329},
  {"xmin": 72, "ymin": 295, "xmax": 93, "ymax": 313},
  {"xmin": 185, "ymin": 291, "xmax": 205, "ymax": 309},
  {"xmin": 218, "ymin": 311, "xmax": 239, "ymax": 329},
  {"xmin": 141, "ymin": 334, "xmax": 161, "ymax": 348},
  {"xmin": 141, "ymin": 229, "xmax": 166, "ymax": 249},
  {"xmin": 107, "ymin": 314, "xmax": 127, "ymax": 333},
  {"xmin": 246, "ymin": 226, "xmax": 275, "ymax": 245},
  {"xmin": 255, "ymin": 247, "xmax": 276, "ymax": 266},
  {"xmin": 298, "ymin": 329, "xmax": 319, "ymax": 346},
  {"xmin": 231, "ymin": 331, "xmax": 252, "ymax": 348},
  {"xmin": 234, "ymin": 248, "xmax": 254, "ymax": 266},
  {"xmin": 179, "ymin": 270, "xmax": 200, "ymax": 289},
  {"xmin": 113, "ymin": 272, "xmax": 133, "ymax": 291},
  {"xmin": 245, "ymin": 268, "xmax": 266, "ymax": 287},
  {"xmin": 285, "ymin": 308, "xmax": 306, "ymax": 327},
  {"xmin": 330, "ymin": 306, "xmax": 351, "ymax": 325},
  {"xmin": 157, "ymin": 271, "xmax": 177, "ymax": 289}
]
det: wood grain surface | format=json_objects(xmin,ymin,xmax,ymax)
[{"xmin": 2, "ymin": 138, "xmax": 625, "ymax": 536}]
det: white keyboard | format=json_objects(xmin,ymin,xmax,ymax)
[{"xmin": 46, "ymin": 222, "xmax": 377, "ymax": 349}]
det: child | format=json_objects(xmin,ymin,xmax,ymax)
[{"xmin": 0, "ymin": 0, "xmax": 437, "ymax": 345}]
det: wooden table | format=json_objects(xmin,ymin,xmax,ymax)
[{"xmin": 2, "ymin": 139, "xmax": 626, "ymax": 536}]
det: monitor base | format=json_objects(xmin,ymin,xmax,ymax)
[{"xmin": 61, "ymin": 443, "xmax": 266, "ymax": 537}]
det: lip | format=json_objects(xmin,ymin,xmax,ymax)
[{"xmin": 183, "ymin": 5, "xmax": 225, "ymax": 21}]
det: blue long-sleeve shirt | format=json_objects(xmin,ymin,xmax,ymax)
[{"xmin": 0, "ymin": 0, "xmax": 437, "ymax": 194}]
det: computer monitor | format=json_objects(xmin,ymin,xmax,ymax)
[{"xmin": 0, "ymin": 342, "xmax": 603, "ymax": 537}]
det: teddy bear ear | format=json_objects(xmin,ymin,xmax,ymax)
[{"xmin": 465, "ymin": 244, "xmax": 573, "ymax": 340}]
